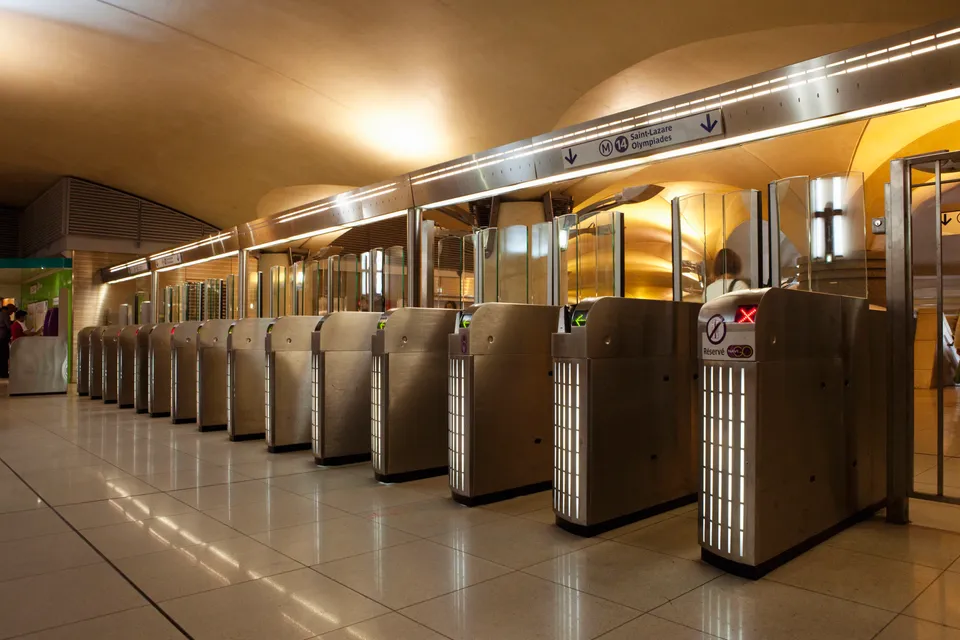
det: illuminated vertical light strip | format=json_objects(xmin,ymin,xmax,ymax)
[
  {"xmin": 171, "ymin": 346, "xmax": 178, "ymax": 417},
  {"xmin": 708, "ymin": 366, "xmax": 714, "ymax": 547},
  {"xmin": 370, "ymin": 355, "xmax": 383, "ymax": 472},
  {"xmin": 447, "ymin": 358, "xmax": 467, "ymax": 493},
  {"xmin": 196, "ymin": 348, "xmax": 202, "ymax": 425},
  {"xmin": 264, "ymin": 354, "xmax": 272, "ymax": 443},
  {"xmin": 727, "ymin": 367, "xmax": 734, "ymax": 554},
  {"xmin": 226, "ymin": 351, "xmax": 233, "ymax": 433},
  {"xmin": 739, "ymin": 368, "xmax": 747, "ymax": 557},
  {"xmin": 702, "ymin": 365, "xmax": 707, "ymax": 543},
  {"xmin": 574, "ymin": 362, "xmax": 580, "ymax": 520},
  {"xmin": 311, "ymin": 352, "xmax": 319, "ymax": 455}
]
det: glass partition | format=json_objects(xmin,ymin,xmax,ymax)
[
  {"xmin": 479, "ymin": 227, "xmax": 498, "ymax": 304},
  {"xmin": 771, "ymin": 177, "xmax": 809, "ymax": 289},
  {"xmin": 529, "ymin": 222, "xmax": 552, "ymax": 305},
  {"xmin": 622, "ymin": 202, "xmax": 672, "ymax": 301},
  {"xmin": 436, "ymin": 236, "xmax": 467, "ymax": 309},
  {"xmin": 808, "ymin": 172, "xmax": 868, "ymax": 299},
  {"xmin": 268, "ymin": 265, "xmax": 288, "ymax": 317},
  {"xmin": 574, "ymin": 211, "xmax": 619, "ymax": 301},
  {"xmin": 383, "ymin": 246, "xmax": 405, "ymax": 311},
  {"xmin": 497, "ymin": 225, "xmax": 528, "ymax": 304},
  {"xmin": 676, "ymin": 194, "xmax": 708, "ymax": 303},
  {"xmin": 315, "ymin": 259, "xmax": 330, "ymax": 314},
  {"xmin": 556, "ymin": 213, "xmax": 579, "ymax": 306},
  {"xmin": 462, "ymin": 234, "xmax": 476, "ymax": 308},
  {"xmin": 337, "ymin": 254, "xmax": 360, "ymax": 311}
]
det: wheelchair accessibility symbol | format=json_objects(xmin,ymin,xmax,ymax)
[{"xmin": 598, "ymin": 139, "xmax": 613, "ymax": 157}]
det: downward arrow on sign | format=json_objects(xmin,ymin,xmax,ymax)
[
  {"xmin": 943, "ymin": 214, "xmax": 952, "ymax": 226},
  {"xmin": 564, "ymin": 149, "xmax": 578, "ymax": 165},
  {"xmin": 700, "ymin": 113, "xmax": 719, "ymax": 133}
]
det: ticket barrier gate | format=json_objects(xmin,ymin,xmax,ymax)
[
  {"xmin": 697, "ymin": 288, "xmax": 886, "ymax": 578},
  {"xmin": 171, "ymin": 322, "xmax": 202, "ymax": 423},
  {"xmin": 134, "ymin": 325, "xmax": 153, "ymax": 413},
  {"xmin": 448, "ymin": 303, "xmax": 560, "ymax": 506},
  {"xmin": 77, "ymin": 327, "xmax": 95, "ymax": 396},
  {"xmin": 197, "ymin": 320, "xmax": 234, "ymax": 432},
  {"xmin": 88, "ymin": 326, "xmax": 106, "ymax": 400},
  {"xmin": 552, "ymin": 297, "xmax": 700, "ymax": 536},
  {"xmin": 265, "ymin": 316, "xmax": 325, "ymax": 453},
  {"xmin": 227, "ymin": 318, "xmax": 273, "ymax": 441},
  {"xmin": 311, "ymin": 312, "xmax": 382, "ymax": 465},
  {"xmin": 117, "ymin": 325, "xmax": 142, "ymax": 408},
  {"xmin": 101, "ymin": 327, "xmax": 119, "ymax": 404},
  {"xmin": 148, "ymin": 323, "xmax": 175, "ymax": 417},
  {"xmin": 370, "ymin": 308, "xmax": 458, "ymax": 482}
]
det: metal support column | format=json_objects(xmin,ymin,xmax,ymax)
[
  {"xmin": 886, "ymin": 158, "xmax": 913, "ymax": 524},
  {"xmin": 149, "ymin": 271, "xmax": 159, "ymax": 323},
  {"xmin": 406, "ymin": 208, "xmax": 422, "ymax": 307},
  {"xmin": 767, "ymin": 182, "xmax": 782, "ymax": 288},
  {"xmin": 238, "ymin": 250, "xmax": 248, "ymax": 319},
  {"xmin": 420, "ymin": 220, "xmax": 436, "ymax": 308},
  {"xmin": 671, "ymin": 198, "xmax": 682, "ymax": 302}
]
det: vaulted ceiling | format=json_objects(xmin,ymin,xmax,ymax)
[{"xmin": 0, "ymin": 1, "xmax": 955, "ymax": 227}]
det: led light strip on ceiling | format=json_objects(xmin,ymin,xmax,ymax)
[
  {"xmin": 411, "ymin": 25, "xmax": 960, "ymax": 189},
  {"xmin": 108, "ymin": 258, "xmax": 148, "ymax": 273},
  {"xmin": 273, "ymin": 184, "xmax": 399, "ymax": 225},
  {"xmin": 104, "ymin": 271, "xmax": 152, "ymax": 284},
  {"xmin": 149, "ymin": 232, "xmax": 235, "ymax": 262},
  {"xmin": 246, "ymin": 209, "xmax": 407, "ymax": 252}
]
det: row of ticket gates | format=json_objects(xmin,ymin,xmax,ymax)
[{"xmin": 77, "ymin": 287, "xmax": 886, "ymax": 578}]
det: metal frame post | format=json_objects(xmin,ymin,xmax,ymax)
[
  {"xmin": 149, "ymin": 271, "xmax": 159, "ymax": 323},
  {"xmin": 767, "ymin": 182, "xmax": 782, "ymax": 288},
  {"xmin": 671, "ymin": 198, "xmax": 682, "ymax": 301},
  {"xmin": 406, "ymin": 208, "xmax": 421, "ymax": 307},
  {"xmin": 420, "ymin": 220, "xmax": 436, "ymax": 308},
  {"xmin": 886, "ymin": 157, "xmax": 913, "ymax": 524}
]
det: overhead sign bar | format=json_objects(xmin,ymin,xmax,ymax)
[{"xmin": 559, "ymin": 110, "xmax": 724, "ymax": 170}]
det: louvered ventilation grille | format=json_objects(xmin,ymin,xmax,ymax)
[
  {"xmin": 700, "ymin": 364, "xmax": 751, "ymax": 562},
  {"xmin": 448, "ymin": 356, "xmax": 469, "ymax": 493},
  {"xmin": 333, "ymin": 217, "xmax": 407, "ymax": 254},
  {"xmin": 0, "ymin": 209, "xmax": 19, "ymax": 258},
  {"xmin": 21, "ymin": 180, "xmax": 66, "ymax": 256},
  {"xmin": 554, "ymin": 360, "xmax": 583, "ymax": 522},
  {"xmin": 68, "ymin": 181, "xmax": 139, "ymax": 239}
]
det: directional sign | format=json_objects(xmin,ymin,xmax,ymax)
[
  {"xmin": 942, "ymin": 212, "xmax": 960, "ymax": 236},
  {"xmin": 560, "ymin": 109, "xmax": 724, "ymax": 170},
  {"xmin": 571, "ymin": 310, "xmax": 588, "ymax": 328}
]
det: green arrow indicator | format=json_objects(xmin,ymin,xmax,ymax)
[{"xmin": 572, "ymin": 312, "xmax": 587, "ymax": 327}]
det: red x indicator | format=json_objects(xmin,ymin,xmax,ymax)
[{"xmin": 735, "ymin": 305, "xmax": 758, "ymax": 324}]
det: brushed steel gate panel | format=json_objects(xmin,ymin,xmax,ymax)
[
  {"xmin": 101, "ymin": 328, "xmax": 119, "ymax": 404},
  {"xmin": 171, "ymin": 321, "xmax": 202, "ymax": 423},
  {"xmin": 77, "ymin": 327, "xmax": 95, "ymax": 396},
  {"xmin": 265, "ymin": 316, "xmax": 325, "ymax": 452},
  {"xmin": 89, "ymin": 327, "xmax": 105, "ymax": 399},
  {"xmin": 197, "ymin": 319, "xmax": 233, "ymax": 431},
  {"xmin": 134, "ymin": 325, "xmax": 153, "ymax": 413},
  {"xmin": 117, "ymin": 325, "xmax": 141, "ymax": 408},
  {"xmin": 226, "ymin": 318, "xmax": 273, "ymax": 440},
  {"xmin": 148, "ymin": 323, "xmax": 175, "ymax": 416}
]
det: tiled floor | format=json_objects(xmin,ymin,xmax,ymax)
[{"xmin": 2, "ymin": 389, "xmax": 960, "ymax": 639}]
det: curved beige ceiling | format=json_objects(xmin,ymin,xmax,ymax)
[{"xmin": 0, "ymin": 1, "xmax": 954, "ymax": 228}]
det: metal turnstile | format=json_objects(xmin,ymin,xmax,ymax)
[
  {"xmin": 265, "ymin": 316, "xmax": 326, "ymax": 453},
  {"xmin": 371, "ymin": 308, "xmax": 459, "ymax": 482},
  {"xmin": 88, "ymin": 326, "xmax": 106, "ymax": 400},
  {"xmin": 448, "ymin": 303, "xmax": 560, "ymax": 506},
  {"xmin": 697, "ymin": 288, "xmax": 886, "ymax": 578},
  {"xmin": 197, "ymin": 319, "xmax": 235, "ymax": 432},
  {"xmin": 101, "ymin": 327, "xmax": 119, "ymax": 404},
  {"xmin": 552, "ymin": 298, "xmax": 700, "ymax": 536},
  {"xmin": 77, "ymin": 327, "xmax": 95, "ymax": 396},
  {"xmin": 117, "ymin": 325, "xmax": 142, "ymax": 408},
  {"xmin": 134, "ymin": 325, "xmax": 154, "ymax": 413},
  {"xmin": 148, "ymin": 323, "xmax": 175, "ymax": 417},
  {"xmin": 226, "ymin": 318, "xmax": 273, "ymax": 441},
  {"xmin": 171, "ymin": 321, "xmax": 203, "ymax": 423},
  {"xmin": 312, "ymin": 312, "xmax": 382, "ymax": 465}
]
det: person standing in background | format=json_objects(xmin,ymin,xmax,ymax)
[
  {"xmin": 10, "ymin": 310, "xmax": 34, "ymax": 342},
  {"xmin": 0, "ymin": 304, "xmax": 15, "ymax": 378}
]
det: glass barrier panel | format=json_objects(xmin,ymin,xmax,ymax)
[
  {"xmin": 700, "ymin": 193, "xmax": 728, "ymax": 302},
  {"xmin": 384, "ymin": 245, "xmax": 405, "ymax": 311},
  {"xmin": 462, "ymin": 234, "xmax": 476, "ymax": 308},
  {"xmin": 772, "ymin": 177, "xmax": 810, "ymax": 289},
  {"xmin": 808, "ymin": 172, "xmax": 868, "ymax": 299},
  {"xmin": 676, "ymin": 194, "xmax": 707, "ymax": 303},
  {"xmin": 575, "ymin": 212, "xmax": 618, "ymax": 300},
  {"xmin": 315, "ymin": 260, "xmax": 329, "ymax": 314},
  {"xmin": 623, "ymin": 201, "xmax": 672, "ymax": 301},
  {"xmin": 479, "ymin": 228, "xmax": 498, "ymax": 304},
  {"xmin": 436, "ymin": 237, "xmax": 463, "ymax": 309},
  {"xmin": 498, "ymin": 225, "xmax": 528, "ymax": 304},
  {"xmin": 339, "ymin": 254, "xmax": 360, "ymax": 311},
  {"xmin": 529, "ymin": 222, "xmax": 552, "ymax": 305},
  {"xmin": 717, "ymin": 189, "xmax": 759, "ymax": 294},
  {"xmin": 555, "ymin": 213, "xmax": 579, "ymax": 306}
]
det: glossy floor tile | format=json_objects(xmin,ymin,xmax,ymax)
[
  {"xmin": 316, "ymin": 539, "xmax": 512, "ymax": 608},
  {"xmin": 401, "ymin": 571, "xmax": 639, "ymax": 640},
  {"xmin": 5, "ymin": 392, "xmax": 960, "ymax": 639},
  {"xmin": 161, "ymin": 567, "xmax": 388, "ymax": 640}
]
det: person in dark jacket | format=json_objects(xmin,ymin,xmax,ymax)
[{"xmin": 0, "ymin": 304, "xmax": 15, "ymax": 378}]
